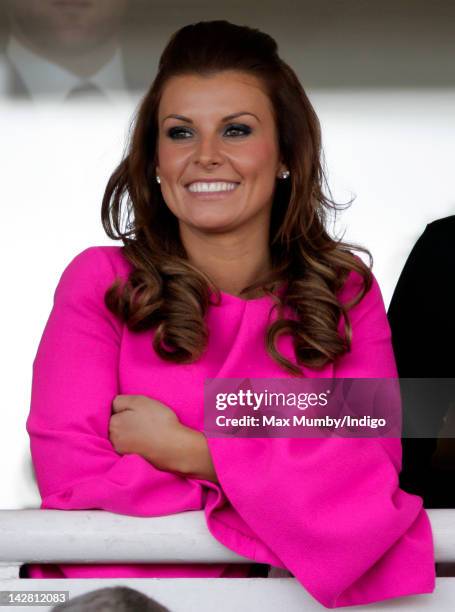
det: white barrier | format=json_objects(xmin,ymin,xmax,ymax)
[{"xmin": 0, "ymin": 509, "xmax": 453, "ymax": 611}]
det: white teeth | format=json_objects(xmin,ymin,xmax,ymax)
[{"xmin": 187, "ymin": 182, "xmax": 238, "ymax": 193}]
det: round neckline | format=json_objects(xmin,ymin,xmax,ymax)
[{"xmin": 210, "ymin": 282, "xmax": 287, "ymax": 305}]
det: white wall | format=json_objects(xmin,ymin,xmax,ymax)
[{"xmin": 1, "ymin": 1, "xmax": 454, "ymax": 509}]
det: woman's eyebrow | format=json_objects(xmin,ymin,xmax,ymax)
[
  {"xmin": 223, "ymin": 112, "xmax": 260, "ymax": 122},
  {"xmin": 161, "ymin": 111, "xmax": 260, "ymax": 125}
]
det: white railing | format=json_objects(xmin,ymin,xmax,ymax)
[{"xmin": 0, "ymin": 509, "xmax": 454, "ymax": 611}]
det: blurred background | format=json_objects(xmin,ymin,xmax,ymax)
[{"xmin": 1, "ymin": 0, "xmax": 454, "ymax": 508}]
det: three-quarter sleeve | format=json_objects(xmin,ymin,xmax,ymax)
[
  {"xmin": 27, "ymin": 247, "xmax": 204, "ymax": 516},
  {"xmin": 335, "ymin": 272, "xmax": 397, "ymax": 378},
  {"xmin": 206, "ymin": 272, "xmax": 435, "ymax": 608}
]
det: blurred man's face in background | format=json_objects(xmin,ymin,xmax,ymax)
[{"xmin": 5, "ymin": 0, "xmax": 129, "ymax": 55}]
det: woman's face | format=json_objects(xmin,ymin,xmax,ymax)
[{"xmin": 156, "ymin": 70, "xmax": 285, "ymax": 235}]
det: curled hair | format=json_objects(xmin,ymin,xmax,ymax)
[{"xmin": 101, "ymin": 20, "xmax": 372, "ymax": 375}]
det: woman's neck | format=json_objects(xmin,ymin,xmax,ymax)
[{"xmin": 180, "ymin": 224, "xmax": 272, "ymax": 297}]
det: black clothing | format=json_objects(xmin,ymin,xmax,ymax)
[{"xmin": 388, "ymin": 216, "xmax": 455, "ymax": 507}]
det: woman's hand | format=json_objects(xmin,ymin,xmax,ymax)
[
  {"xmin": 108, "ymin": 394, "xmax": 219, "ymax": 482},
  {"xmin": 109, "ymin": 394, "xmax": 188, "ymax": 473}
]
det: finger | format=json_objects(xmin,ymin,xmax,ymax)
[{"xmin": 112, "ymin": 395, "xmax": 133, "ymax": 413}]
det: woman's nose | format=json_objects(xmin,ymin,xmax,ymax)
[{"xmin": 193, "ymin": 134, "xmax": 224, "ymax": 168}]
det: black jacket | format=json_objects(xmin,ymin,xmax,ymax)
[{"xmin": 388, "ymin": 215, "xmax": 455, "ymax": 507}]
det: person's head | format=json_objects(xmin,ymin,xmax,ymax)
[
  {"xmin": 102, "ymin": 20, "xmax": 371, "ymax": 373},
  {"xmin": 5, "ymin": 0, "xmax": 128, "ymax": 55},
  {"xmin": 155, "ymin": 69, "xmax": 288, "ymax": 243},
  {"xmin": 105, "ymin": 21, "xmax": 322, "ymax": 254}
]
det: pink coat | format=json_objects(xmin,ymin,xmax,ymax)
[{"xmin": 26, "ymin": 246, "xmax": 435, "ymax": 608}]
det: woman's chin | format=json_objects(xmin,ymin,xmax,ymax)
[{"xmin": 184, "ymin": 215, "xmax": 241, "ymax": 234}]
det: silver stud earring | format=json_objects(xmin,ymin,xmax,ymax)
[
  {"xmin": 156, "ymin": 175, "xmax": 161, "ymax": 184},
  {"xmin": 279, "ymin": 170, "xmax": 290, "ymax": 179}
]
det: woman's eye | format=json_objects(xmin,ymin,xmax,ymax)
[
  {"xmin": 224, "ymin": 124, "xmax": 252, "ymax": 137},
  {"xmin": 167, "ymin": 127, "xmax": 193, "ymax": 139},
  {"xmin": 166, "ymin": 124, "xmax": 252, "ymax": 140}
]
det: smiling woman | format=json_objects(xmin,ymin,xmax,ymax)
[
  {"xmin": 156, "ymin": 71, "xmax": 283, "ymax": 235},
  {"xmin": 25, "ymin": 20, "xmax": 435, "ymax": 608},
  {"xmin": 154, "ymin": 70, "xmax": 286, "ymax": 299},
  {"xmin": 100, "ymin": 20, "xmax": 373, "ymax": 371}
]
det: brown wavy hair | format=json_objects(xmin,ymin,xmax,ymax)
[{"xmin": 101, "ymin": 20, "xmax": 372, "ymax": 375}]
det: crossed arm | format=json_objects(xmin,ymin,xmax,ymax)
[
  {"xmin": 27, "ymin": 248, "xmax": 219, "ymax": 515},
  {"xmin": 109, "ymin": 393, "xmax": 219, "ymax": 483}
]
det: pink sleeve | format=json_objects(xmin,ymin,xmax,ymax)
[
  {"xmin": 335, "ymin": 271, "xmax": 398, "ymax": 377},
  {"xmin": 207, "ymin": 272, "xmax": 435, "ymax": 608},
  {"xmin": 26, "ymin": 247, "xmax": 203, "ymax": 516},
  {"xmin": 336, "ymin": 272, "xmax": 403, "ymax": 472}
]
